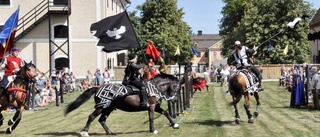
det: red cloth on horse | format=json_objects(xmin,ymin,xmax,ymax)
[
  {"xmin": 150, "ymin": 69, "xmax": 158, "ymax": 77},
  {"xmin": 193, "ymin": 77, "xmax": 207, "ymax": 90}
]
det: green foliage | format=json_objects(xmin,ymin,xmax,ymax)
[
  {"xmin": 220, "ymin": 0, "xmax": 316, "ymax": 64},
  {"xmin": 128, "ymin": 0, "xmax": 192, "ymax": 64}
]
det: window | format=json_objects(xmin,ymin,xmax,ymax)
[
  {"xmin": 55, "ymin": 57, "xmax": 69, "ymax": 70},
  {"xmin": 107, "ymin": 0, "xmax": 109, "ymax": 8},
  {"xmin": 112, "ymin": 0, "xmax": 114, "ymax": 11},
  {"xmin": 53, "ymin": 0, "xmax": 68, "ymax": 5},
  {"xmin": 205, "ymin": 52, "xmax": 209, "ymax": 57},
  {"xmin": 54, "ymin": 25, "xmax": 68, "ymax": 38},
  {"xmin": 213, "ymin": 52, "xmax": 217, "ymax": 59},
  {"xmin": 0, "ymin": 0, "xmax": 10, "ymax": 5},
  {"xmin": 115, "ymin": 0, "xmax": 118, "ymax": 13}
]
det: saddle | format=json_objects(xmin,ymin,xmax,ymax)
[
  {"xmin": 95, "ymin": 82, "xmax": 161, "ymax": 109},
  {"xmin": 233, "ymin": 69, "xmax": 259, "ymax": 94}
]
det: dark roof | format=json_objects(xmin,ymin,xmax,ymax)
[
  {"xmin": 192, "ymin": 34, "xmax": 221, "ymax": 50},
  {"xmin": 309, "ymin": 8, "xmax": 320, "ymax": 28}
]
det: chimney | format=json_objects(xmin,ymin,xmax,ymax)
[{"xmin": 197, "ymin": 30, "xmax": 202, "ymax": 36}]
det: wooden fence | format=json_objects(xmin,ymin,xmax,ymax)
[{"xmin": 112, "ymin": 64, "xmax": 319, "ymax": 80}]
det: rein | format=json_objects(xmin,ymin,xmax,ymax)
[{"xmin": 7, "ymin": 88, "xmax": 27, "ymax": 92}]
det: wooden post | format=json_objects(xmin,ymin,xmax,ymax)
[
  {"xmin": 60, "ymin": 79, "xmax": 64, "ymax": 103},
  {"xmin": 184, "ymin": 63, "xmax": 190, "ymax": 109}
]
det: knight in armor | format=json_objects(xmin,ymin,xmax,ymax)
[
  {"xmin": 0, "ymin": 47, "xmax": 25, "ymax": 97},
  {"xmin": 232, "ymin": 41, "xmax": 264, "ymax": 91},
  {"xmin": 122, "ymin": 53, "xmax": 148, "ymax": 108}
]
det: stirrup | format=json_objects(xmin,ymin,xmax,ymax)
[
  {"xmin": 257, "ymin": 86, "xmax": 264, "ymax": 91},
  {"xmin": 140, "ymin": 102, "xmax": 149, "ymax": 108}
]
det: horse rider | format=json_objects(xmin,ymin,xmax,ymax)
[
  {"xmin": 0, "ymin": 47, "xmax": 24, "ymax": 97},
  {"xmin": 232, "ymin": 41, "xmax": 264, "ymax": 91},
  {"xmin": 122, "ymin": 53, "xmax": 148, "ymax": 108}
]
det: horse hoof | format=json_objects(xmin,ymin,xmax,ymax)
[
  {"xmin": 8, "ymin": 119, "xmax": 14, "ymax": 126},
  {"xmin": 248, "ymin": 118, "xmax": 254, "ymax": 123},
  {"xmin": 80, "ymin": 131, "xmax": 89, "ymax": 137},
  {"xmin": 153, "ymin": 130, "xmax": 159, "ymax": 134},
  {"xmin": 173, "ymin": 123, "xmax": 180, "ymax": 129},
  {"xmin": 254, "ymin": 111, "xmax": 259, "ymax": 117},
  {"xmin": 235, "ymin": 118, "xmax": 240, "ymax": 124},
  {"xmin": 6, "ymin": 127, "xmax": 12, "ymax": 134}
]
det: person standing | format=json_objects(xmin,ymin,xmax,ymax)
[
  {"xmin": 310, "ymin": 67, "xmax": 319, "ymax": 109},
  {"xmin": 95, "ymin": 68, "xmax": 101, "ymax": 86},
  {"xmin": 86, "ymin": 70, "xmax": 93, "ymax": 85},
  {"xmin": 290, "ymin": 69, "xmax": 306, "ymax": 108},
  {"xmin": 103, "ymin": 68, "xmax": 110, "ymax": 84},
  {"xmin": 0, "ymin": 47, "xmax": 24, "ymax": 97}
]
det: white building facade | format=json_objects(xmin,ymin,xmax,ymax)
[{"xmin": 0, "ymin": 0, "xmax": 131, "ymax": 78}]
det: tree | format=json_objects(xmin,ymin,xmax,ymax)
[
  {"xmin": 220, "ymin": 0, "xmax": 316, "ymax": 64},
  {"xmin": 129, "ymin": 0, "xmax": 192, "ymax": 64}
]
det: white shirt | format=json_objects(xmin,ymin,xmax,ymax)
[
  {"xmin": 232, "ymin": 46, "xmax": 250, "ymax": 69},
  {"xmin": 220, "ymin": 69, "xmax": 230, "ymax": 77}
]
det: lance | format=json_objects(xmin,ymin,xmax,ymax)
[
  {"xmin": 229, "ymin": 17, "xmax": 303, "ymax": 65},
  {"xmin": 253, "ymin": 17, "xmax": 302, "ymax": 51}
]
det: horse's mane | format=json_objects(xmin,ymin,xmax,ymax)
[{"xmin": 154, "ymin": 72, "xmax": 179, "ymax": 81}]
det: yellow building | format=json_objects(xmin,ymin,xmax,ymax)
[{"xmin": 191, "ymin": 30, "xmax": 226, "ymax": 71}]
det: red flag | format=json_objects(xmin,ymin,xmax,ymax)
[{"xmin": 146, "ymin": 40, "xmax": 160, "ymax": 61}]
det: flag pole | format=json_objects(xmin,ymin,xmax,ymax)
[{"xmin": 120, "ymin": 1, "xmax": 148, "ymax": 64}]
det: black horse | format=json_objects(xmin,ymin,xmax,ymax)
[
  {"xmin": 64, "ymin": 73, "xmax": 180, "ymax": 136},
  {"xmin": 0, "ymin": 61, "xmax": 38, "ymax": 133}
]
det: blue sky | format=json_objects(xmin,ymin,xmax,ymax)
[{"xmin": 127, "ymin": 0, "xmax": 320, "ymax": 34}]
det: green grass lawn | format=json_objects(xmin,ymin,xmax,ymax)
[{"xmin": 0, "ymin": 81, "xmax": 319, "ymax": 137}]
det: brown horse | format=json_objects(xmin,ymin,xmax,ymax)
[
  {"xmin": 0, "ymin": 61, "xmax": 37, "ymax": 133},
  {"xmin": 228, "ymin": 69, "xmax": 261, "ymax": 124},
  {"xmin": 64, "ymin": 71, "xmax": 180, "ymax": 136}
]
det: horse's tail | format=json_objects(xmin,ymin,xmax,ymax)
[
  {"xmin": 229, "ymin": 90, "xmax": 242, "ymax": 106},
  {"xmin": 64, "ymin": 87, "xmax": 99, "ymax": 116},
  {"xmin": 228, "ymin": 75, "xmax": 243, "ymax": 106}
]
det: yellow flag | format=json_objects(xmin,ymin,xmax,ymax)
[
  {"xmin": 174, "ymin": 45, "xmax": 180, "ymax": 56},
  {"xmin": 283, "ymin": 45, "xmax": 288, "ymax": 55},
  {"xmin": 159, "ymin": 56, "xmax": 164, "ymax": 63},
  {"xmin": 253, "ymin": 45, "xmax": 257, "ymax": 55}
]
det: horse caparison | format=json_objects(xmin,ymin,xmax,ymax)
[
  {"xmin": 228, "ymin": 71, "xmax": 261, "ymax": 124},
  {"xmin": 64, "ymin": 73, "xmax": 181, "ymax": 136},
  {"xmin": 0, "ymin": 61, "xmax": 38, "ymax": 134}
]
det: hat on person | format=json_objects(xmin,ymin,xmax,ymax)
[
  {"xmin": 128, "ymin": 53, "xmax": 136, "ymax": 60},
  {"xmin": 11, "ymin": 47, "xmax": 20, "ymax": 52},
  {"xmin": 234, "ymin": 41, "xmax": 241, "ymax": 46}
]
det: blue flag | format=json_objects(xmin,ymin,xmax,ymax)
[
  {"xmin": 161, "ymin": 49, "xmax": 165, "ymax": 58},
  {"xmin": 191, "ymin": 46, "xmax": 199, "ymax": 57},
  {"xmin": 0, "ymin": 6, "xmax": 19, "ymax": 48},
  {"xmin": 268, "ymin": 43, "xmax": 274, "ymax": 51}
]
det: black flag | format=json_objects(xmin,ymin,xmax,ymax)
[{"xmin": 90, "ymin": 11, "xmax": 140, "ymax": 52}]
